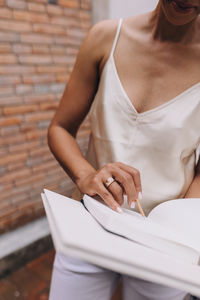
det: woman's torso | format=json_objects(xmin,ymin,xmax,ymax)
[{"xmin": 73, "ymin": 15, "xmax": 200, "ymax": 215}]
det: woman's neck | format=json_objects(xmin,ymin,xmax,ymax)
[{"xmin": 149, "ymin": 3, "xmax": 199, "ymax": 43}]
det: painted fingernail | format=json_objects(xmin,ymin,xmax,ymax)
[
  {"xmin": 117, "ymin": 207, "xmax": 123, "ymax": 213},
  {"xmin": 138, "ymin": 192, "xmax": 142, "ymax": 200},
  {"xmin": 123, "ymin": 194, "xmax": 127, "ymax": 202},
  {"xmin": 131, "ymin": 202, "xmax": 135, "ymax": 209}
]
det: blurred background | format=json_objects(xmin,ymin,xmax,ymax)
[{"xmin": 0, "ymin": 0, "xmax": 160, "ymax": 299}]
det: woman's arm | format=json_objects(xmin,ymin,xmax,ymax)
[
  {"xmin": 184, "ymin": 156, "xmax": 200, "ymax": 198},
  {"xmin": 48, "ymin": 20, "xmax": 143, "ymax": 211}
]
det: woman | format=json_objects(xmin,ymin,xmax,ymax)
[{"xmin": 48, "ymin": 0, "xmax": 200, "ymax": 299}]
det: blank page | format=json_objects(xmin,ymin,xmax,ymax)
[
  {"xmin": 148, "ymin": 198, "xmax": 200, "ymax": 253},
  {"xmin": 83, "ymin": 195, "xmax": 199, "ymax": 264}
]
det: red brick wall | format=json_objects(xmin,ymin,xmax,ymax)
[{"xmin": 0, "ymin": 0, "xmax": 91, "ymax": 233}]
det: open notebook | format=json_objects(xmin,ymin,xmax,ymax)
[
  {"xmin": 83, "ymin": 194, "xmax": 200, "ymax": 265},
  {"xmin": 42, "ymin": 189, "xmax": 200, "ymax": 297}
]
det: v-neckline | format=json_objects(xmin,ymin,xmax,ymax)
[{"xmin": 110, "ymin": 54, "xmax": 200, "ymax": 117}]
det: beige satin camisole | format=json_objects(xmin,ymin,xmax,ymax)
[{"xmin": 73, "ymin": 19, "xmax": 200, "ymax": 215}]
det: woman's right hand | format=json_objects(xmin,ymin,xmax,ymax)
[{"xmin": 76, "ymin": 162, "xmax": 142, "ymax": 213}]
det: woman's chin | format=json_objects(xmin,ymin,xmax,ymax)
[{"xmin": 163, "ymin": 0, "xmax": 199, "ymax": 26}]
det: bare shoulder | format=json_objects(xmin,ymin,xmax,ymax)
[{"xmin": 83, "ymin": 19, "xmax": 121, "ymax": 63}]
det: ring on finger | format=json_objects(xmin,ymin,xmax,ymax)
[{"xmin": 104, "ymin": 177, "xmax": 116, "ymax": 188}]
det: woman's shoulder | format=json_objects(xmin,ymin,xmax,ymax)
[
  {"xmin": 83, "ymin": 19, "xmax": 122, "ymax": 64},
  {"xmin": 90, "ymin": 19, "xmax": 119, "ymax": 40},
  {"xmin": 88, "ymin": 19, "xmax": 120, "ymax": 52}
]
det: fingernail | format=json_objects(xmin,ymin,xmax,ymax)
[
  {"xmin": 123, "ymin": 194, "xmax": 127, "ymax": 202},
  {"xmin": 131, "ymin": 202, "xmax": 135, "ymax": 209},
  {"xmin": 138, "ymin": 192, "xmax": 142, "ymax": 200},
  {"xmin": 117, "ymin": 207, "xmax": 123, "ymax": 213}
]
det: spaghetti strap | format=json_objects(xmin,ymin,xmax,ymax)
[{"xmin": 110, "ymin": 18, "xmax": 123, "ymax": 57}]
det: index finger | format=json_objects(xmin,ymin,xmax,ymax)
[{"xmin": 97, "ymin": 183, "xmax": 123, "ymax": 213}]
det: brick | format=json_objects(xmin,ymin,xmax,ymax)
[
  {"xmin": 66, "ymin": 17, "xmax": 81, "ymax": 28},
  {"xmin": 0, "ymin": 125, "xmax": 20, "ymax": 136},
  {"xmin": 58, "ymin": 0, "xmax": 79, "ymax": 8},
  {"xmin": 0, "ymin": 168, "xmax": 31, "ymax": 184},
  {"xmin": 0, "ymin": 75, "xmax": 21, "ymax": 86},
  {"xmin": 0, "ymin": 148, "xmax": 7, "ymax": 155},
  {"xmin": 15, "ymin": 172, "xmax": 45, "ymax": 187},
  {"xmin": 9, "ymin": 140, "xmax": 40, "ymax": 153},
  {"xmin": 23, "ymin": 74, "xmax": 55, "ymax": 85},
  {"xmin": 37, "ymin": 65, "xmax": 67, "ymax": 73},
  {"xmin": 39, "ymin": 101, "xmax": 58, "ymax": 111},
  {"xmin": 7, "ymin": 160, "xmax": 25, "ymax": 171},
  {"xmin": 53, "ymin": 55, "xmax": 75, "ymax": 64},
  {"xmin": 34, "ymin": 82, "xmax": 65, "ymax": 94},
  {"xmin": 16, "ymin": 84, "xmax": 33, "ymax": 95},
  {"xmin": 0, "ymin": 64, "xmax": 35, "ymax": 74},
  {"xmin": 3, "ymin": 104, "xmax": 38, "ymax": 115},
  {"xmin": 6, "ymin": 0, "xmax": 27, "ymax": 10},
  {"xmin": 25, "ymin": 111, "xmax": 54, "ymax": 122},
  {"xmin": 0, "ymin": 95, "xmax": 22, "ymax": 106},
  {"xmin": 0, "ymin": 0, "xmax": 91, "ymax": 233},
  {"xmin": 24, "ymin": 93, "xmax": 55, "ymax": 103},
  {"xmin": 20, "ymin": 33, "xmax": 53, "ymax": 44},
  {"xmin": 27, "ymin": 0, "xmax": 46, "ymax": 3},
  {"xmin": 20, "ymin": 122, "xmax": 36, "ymax": 133},
  {"xmin": 0, "ymin": 86, "xmax": 13, "ymax": 96},
  {"xmin": 0, "ymin": 31, "xmax": 19, "ymax": 42},
  {"xmin": 53, "ymin": 35, "xmax": 69, "ymax": 45},
  {"xmin": 33, "ymin": 23, "xmax": 66, "ymax": 35},
  {"xmin": 50, "ymin": 45, "xmax": 66, "ymax": 55},
  {"xmin": 63, "ymin": 7, "xmax": 79, "ymax": 17},
  {"xmin": 26, "ymin": 128, "xmax": 47, "ymax": 140},
  {"xmin": 56, "ymin": 73, "xmax": 69, "ymax": 83},
  {"xmin": 50, "ymin": 82, "xmax": 65, "ymax": 93},
  {"xmin": 28, "ymin": 2, "xmax": 45, "ymax": 12},
  {"xmin": 32, "ymin": 44, "xmax": 50, "ymax": 54},
  {"xmin": 32, "ymin": 160, "xmax": 58, "ymax": 173},
  {"xmin": 65, "ymin": 35, "xmax": 83, "ymax": 47},
  {"xmin": 55, "ymin": 92, "xmax": 63, "ymax": 100},
  {"xmin": 34, "ymin": 83, "xmax": 52, "ymax": 94},
  {"xmin": 0, "ymin": 54, "xmax": 17, "ymax": 64},
  {"xmin": 26, "ymin": 156, "xmax": 43, "ymax": 167},
  {"xmin": 19, "ymin": 54, "xmax": 52, "ymax": 65},
  {"xmin": 0, "ymin": 184, "xmax": 30, "ymax": 202},
  {"xmin": 0, "ymin": 152, "xmax": 27, "ymax": 166},
  {"xmin": 12, "ymin": 43, "xmax": 32, "ymax": 54},
  {"xmin": 67, "ymin": 46, "xmax": 79, "ymax": 55},
  {"xmin": 0, "ymin": 166, "xmax": 6, "ymax": 176},
  {"xmin": 0, "ymin": 43, "xmax": 11, "ymax": 53},
  {"xmin": 80, "ymin": 0, "xmax": 91, "ymax": 10},
  {"xmin": 50, "ymin": 16, "xmax": 69, "ymax": 26},
  {"xmin": 0, "ymin": 7, "xmax": 12, "ymax": 18},
  {"xmin": 0, "ymin": 19, "xmax": 32, "ymax": 32},
  {"xmin": 67, "ymin": 27, "xmax": 87, "ymax": 39},
  {"xmin": 14, "ymin": 10, "xmax": 49, "ymax": 23},
  {"xmin": 30, "ymin": 145, "xmax": 49, "ymax": 157},
  {"xmin": 0, "ymin": 133, "xmax": 26, "ymax": 147},
  {"xmin": 47, "ymin": 4, "xmax": 63, "ymax": 15},
  {"xmin": 79, "ymin": 10, "xmax": 91, "ymax": 21},
  {"xmin": 38, "ymin": 119, "xmax": 51, "ymax": 128},
  {"xmin": 0, "ymin": 116, "xmax": 22, "ymax": 127}
]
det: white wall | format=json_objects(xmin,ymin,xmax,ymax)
[
  {"xmin": 109, "ymin": 0, "xmax": 158, "ymax": 19},
  {"xmin": 92, "ymin": 0, "xmax": 158, "ymax": 23}
]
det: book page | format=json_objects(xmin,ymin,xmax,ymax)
[
  {"xmin": 148, "ymin": 198, "xmax": 200, "ymax": 253},
  {"xmin": 42, "ymin": 189, "xmax": 200, "ymax": 293},
  {"xmin": 83, "ymin": 195, "xmax": 199, "ymax": 264}
]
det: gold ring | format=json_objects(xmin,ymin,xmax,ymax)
[{"xmin": 105, "ymin": 177, "xmax": 115, "ymax": 188}]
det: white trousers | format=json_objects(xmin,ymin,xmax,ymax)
[{"xmin": 49, "ymin": 253, "xmax": 188, "ymax": 300}]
